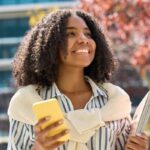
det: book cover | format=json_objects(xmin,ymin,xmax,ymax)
[{"xmin": 133, "ymin": 91, "xmax": 150, "ymax": 133}]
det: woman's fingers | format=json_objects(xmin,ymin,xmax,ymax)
[
  {"xmin": 34, "ymin": 116, "xmax": 51, "ymax": 133},
  {"xmin": 126, "ymin": 133, "xmax": 149, "ymax": 150},
  {"xmin": 43, "ymin": 119, "xmax": 64, "ymax": 134},
  {"xmin": 126, "ymin": 141, "xmax": 143, "ymax": 150},
  {"xmin": 127, "ymin": 123, "xmax": 149, "ymax": 150},
  {"xmin": 129, "ymin": 122, "xmax": 137, "ymax": 135},
  {"xmin": 126, "ymin": 142, "xmax": 147, "ymax": 150},
  {"xmin": 46, "ymin": 141, "xmax": 65, "ymax": 149},
  {"xmin": 33, "ymin": 117, "xmax": 69, "ymax": 150},
  {"xmin": 128, "ymin": 135, "xmax": 146, "ymax": 143},
  {"xmin": 43, "ymin": 129, "xmax": 69, "ymax": 147},
  {"xmin": 47, "ymin": 129, "xmax": 69, "ymax": 142},
  {"xmin": 35, "ymin": 119, "xmax": 64, "ymax": 139},
  {"xmin": 140, "ymin": 132, "xmax": 149, "ymax": 140}
]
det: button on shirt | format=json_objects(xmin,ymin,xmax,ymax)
[{"xmin": 7, "ymin": 77, "xmax": 130, "ymax": 150}]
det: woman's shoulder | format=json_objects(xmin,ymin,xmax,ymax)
[
  {"xmin": 9, "ymin": 85, "xmax": 39, "ymax": 106},
  {"xmin": 99, "ymin": 82, "xmax": 132, "ymax": 121},
  {"xmin": 100, "ymin": 82, "xmax": 130, "ymax": 99},
  {"xmin": 7, "ymin": 84, "xmax": 43, "ymax": 125},
  {"xmin": 99, "ymin": 82, "xmax": 131, "ymax": 109}
]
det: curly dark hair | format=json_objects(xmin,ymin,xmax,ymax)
[{"xmin": 12, "ymin": 9, "xmax": 117, "ymax": 87}]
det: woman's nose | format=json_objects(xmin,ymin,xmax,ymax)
[{"xmin": 78, "ymin": 33, "xmax": 89, "ymax": 44}]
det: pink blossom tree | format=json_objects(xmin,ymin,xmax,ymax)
[{"xmin": 77, "ymin": 0, "xmax": 150, "ymax": 88}]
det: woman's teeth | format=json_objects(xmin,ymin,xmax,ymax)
[{"xmin": 75, "ymin": 49, "xmax": 89, "ymax": 53}]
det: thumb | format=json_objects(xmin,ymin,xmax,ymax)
[{"xmin": 130, "ymin": 121, "xmax": 137, "ymax": 135}]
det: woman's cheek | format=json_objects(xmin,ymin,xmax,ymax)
[{"xmin": 67, "ymin": 39, "xmax": 75, "ymax": 51}]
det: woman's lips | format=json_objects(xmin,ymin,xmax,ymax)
[{"xmin": 72, "ymin": 49, "xmax": 90, "ymax": 54}]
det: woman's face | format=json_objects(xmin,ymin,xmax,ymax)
[{"xmin": 59, "ymin": 14, "xmax": 96, "ymax": 68}]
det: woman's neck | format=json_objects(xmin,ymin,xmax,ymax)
[{"xmin": 56, "ymin": 67, "xmax": 89, "ymax": 93}]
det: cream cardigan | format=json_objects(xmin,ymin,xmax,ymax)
[{"xmin": 8, "ymin": 82, "xmax": 132, "ymax": 150}]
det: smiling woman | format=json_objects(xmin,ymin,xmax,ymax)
[{"xmin": 7, "ymin": 9, "xmax": 149, "ymax": 150}]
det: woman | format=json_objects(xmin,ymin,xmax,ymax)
[{"xmin": 7, "ymin": 9, "xmax": 149, "ymax": 150}]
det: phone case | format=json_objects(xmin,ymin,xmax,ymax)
[{"xmin": 32, "ymin": 98, "xmax": 70, "ymax": 141}]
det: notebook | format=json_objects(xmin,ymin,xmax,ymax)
[{"xmin": 133, "ymin": 91, "xmax": 150, "ymax": 133}]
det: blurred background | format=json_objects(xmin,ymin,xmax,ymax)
[{"xmin": 0, "ymin": 0, "xmax": 149, "ymax": 149}]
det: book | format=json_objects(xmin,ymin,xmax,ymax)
[{"xmin": 133, "ymin": 91, "xmax": 150, "ymax": 133}]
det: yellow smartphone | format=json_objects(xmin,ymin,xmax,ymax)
[{"xmin": 32, "ymin": 98, "xmax": 70, "ymax": 142}]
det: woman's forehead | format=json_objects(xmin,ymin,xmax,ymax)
[{"xmin": 66, "ymin": 15, "xmax": 89, "ymax": 29}]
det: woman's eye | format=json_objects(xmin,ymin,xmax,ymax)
[
  {"xmin": 67, "ymin": 32, "xmax": 76, "ymax": 37},
  {"xmin": 85, "ymin": 32, "xmax": 92, "ymax": 38}
]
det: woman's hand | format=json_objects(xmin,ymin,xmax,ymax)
[
  {"xmin": 125, "ymin": 133, "xmax": 149, "ymax": 150},
  {"xmin": 31, "ymin": 116, "xmax": 69, "ymax": 150},
  {"xmin": 125, "ymin": 123, "xmax": 149, "ymax": 150}
]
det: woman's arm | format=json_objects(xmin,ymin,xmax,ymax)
[
  {"xmin": 7, "ymin": 118, "xmax": 34, "ymax": 150},
  {"xmin": 115, "ymin": 118, "xmax": 130, "ymax": 150}
]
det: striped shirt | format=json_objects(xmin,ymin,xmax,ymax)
[{"xmin": 7, "ymin": 77, "xmax": 130, "ymax": 150}]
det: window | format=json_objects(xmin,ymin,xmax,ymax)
[
  {"xmin": 0, "ymin": 71, "xmax": 12, "ymax": 88},
  {"xmin": 0, "ymin": 44, "xmax": 19, "ymax": 59},
  {"xmin": 0, "ymin": 0, "xmax": 16, "ymax": 5},
  {"xmin": 0, "ymin": 0, "xmax": 75, "ymax": 5},
  {"xmin": 0, "ymin": 18, "xmax": 29, "ymax": 38}
]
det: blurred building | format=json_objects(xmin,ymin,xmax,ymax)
[{"xmin": 0, "ymin": 0, "xmax": 78, "ymax": 148}]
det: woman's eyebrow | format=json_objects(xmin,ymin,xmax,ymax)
[
  {"xmin": 67, "ymin": 27, "xmax": 76, "ymax": 30},
  {"xmin": 67, "ymin": 27, "xmax": 90, "ymax": 31}
]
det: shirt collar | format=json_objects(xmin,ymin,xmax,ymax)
[
  {"xmin": 51, "ymin": 76, "xmax": 107, "ymax": 98},
  {"xmin": 51, "ymin": 82, "xmax": 62, "ymax": 97},
  {"xmin": 84, "ymin": 76, "xmax": 107, "ymax": 98}
]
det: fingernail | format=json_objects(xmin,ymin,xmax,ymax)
[
  {"xmin": 136, "ymin": 133, "xmax": 141, "ymax": 136},
  {"xmin": 65, "ymin": 129, "xmax": 70, "ymax": 133},
  {"xmin": 58, "ymin": 119, "xmax": 64, "ymax": 124},
  {"xmin": 36, "ymin": 127, "xmax": 41, "ymax": 132}
]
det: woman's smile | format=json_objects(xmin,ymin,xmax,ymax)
[{"xmin": 72, "ymin": 47, "xmax": 91, "ymax": 55}]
